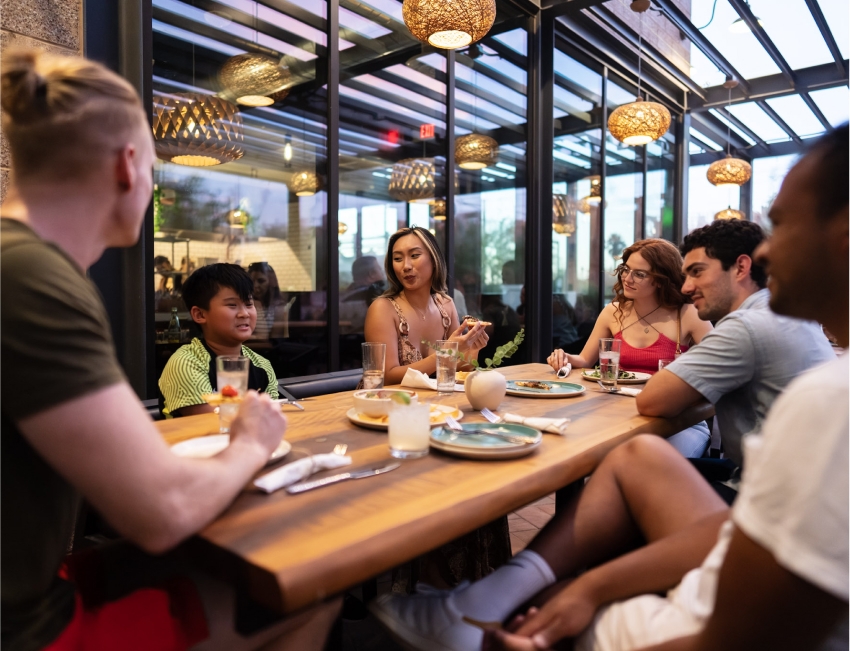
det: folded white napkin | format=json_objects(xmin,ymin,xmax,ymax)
[
  {"xmin": 254, "ymin": 453, "xmax": 352, "ymax": 494},
  {"xmin": 502, "ymin": 413, "xmax": 570, "ymax": 435},
  {"xmin": 618, "ymin": 387, "xmax": 642, "ymax": 397},
  {"xmin": 401, "ymin": 367, "xmax": 437, "ymax": 390},
  {"xmin": 401, "ymin": 368, "xmax": 464, "ymax": 392}
]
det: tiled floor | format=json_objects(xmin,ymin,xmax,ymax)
[{"xmin": 508, "ymin": 493, "xmax": 556, "ymax": 554}]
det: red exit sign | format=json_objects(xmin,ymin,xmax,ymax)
[{"xmin": 420, "ymin": 123, "xmax": 435, "ymax": 139}]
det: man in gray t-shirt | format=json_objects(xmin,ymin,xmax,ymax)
[{"xmin": 637, "ymin": 220, "xmax": 834, "ymax": 469}]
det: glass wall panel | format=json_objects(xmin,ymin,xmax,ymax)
[
  {"xmin": 687, "ymin": 163, "xmax": 740, "ymax": 232},
  {"xmin": 645, "ymin": 131, "xmax": 676, "ymax": 241},
  {"xmin": 152, "ymin": 0, "xmax": 328, "ymax": 380},
  {"xmin": 454, "ymin": 8, "xmax": 529, "ymax": 366},
  {"xmin": 336, "ymin": 0, "xmax": 444, "ymax": 369},
  {"xmin": 752, "ymin": 154, "xmax": 798, "ymax": 232},
  {"xmin": 552, "ymin": 49, "xmax": 604, "ymax": 354}
]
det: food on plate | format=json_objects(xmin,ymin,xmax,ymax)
[
  {"xmin": 221, "ymin": 385, "xmax": 239, "ymax": 398},
  {"xmin": 201, "ymin": 392, "xmax": 242, "ymax": 407},
  {"xmin": 583, "ymin": 368, "xmax": 637, "ymax": 380},
  {"xmin": 514, "ymin": 381, "xmax": 552, "ymax": 390},
  {"xmin": 352, "ymin": 389, "xmax": 418, "ymax": 418},
  {"xmin": 357, "ymin": 403, "xmax": 459, "ymax": 425},
  {"xmin": 456, "ymin": 370, "xmax": 471, "ymax": 383}
]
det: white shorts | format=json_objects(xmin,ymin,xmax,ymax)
[{"xmin": 574, "ymin": 593, "xmax": 704, "ymax": 651}]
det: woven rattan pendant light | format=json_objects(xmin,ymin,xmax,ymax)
[
  {"xmin": 152, "ymin": 93, "xmax": 244, "ymax": 167},
  {"xmin": 707, "ymin": 80, "xmax": 752, "ymax": 188},
  {"xmin": 402, "ymin": 0, "xmax": 496, "ymax": 49},
  {"xmin": 290, "ymin": 169, "xmax": 320, "ymax": 196},
  {"xmin": 715, "ymin": 208, "xmax": 744, "ymax": 220},
  {"xmin": 607, "ymin": 4, "xmax": 670, "ymax": 147},
  {"xmin": 455, "ymin": 133, "xmax": 499, "ymax": 170},
  {"xmin": 553, "ymin": 194, "xmax": 577, "ymax": 236},
  {"xmin": 219, "ymin": 53, "xmax": 289, "ymax": 107},
  {"xmin": 388, "ymin": 158, "xmax": 436, "ymax": 202},
  {"xmin": 430, "ymin": 199, "xmax": 447, "ymax": 221}
]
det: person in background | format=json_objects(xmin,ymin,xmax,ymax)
[
  {"xmin": 159, "ymin": 263, "xmax": 279, "ymax": 417},
  {"xmin": 0, "ymin": 49, "xmax": 338, "ymax": 651},
  {"xmin": 247, "ymin": 261, "xmax": 291, "ymax": 341},
  {"xmin": 371, "ymin": 124, "xmax": 849, "ymax": 651},
  {"xmin": 548, "ymin": 238, "xmax": 713, "ymax": 457},
  {"xmin": 636, "ymin": 220, "xmax": 834, "ymax": 500},
  {"xmin": 340, "ymin": 255, "xmax": 386, "ymax": 335}
]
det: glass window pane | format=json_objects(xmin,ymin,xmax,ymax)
[
  {"xmin": 726, "ymin": 102, "xmax": 789, "ymax": 142},
  {"xmin": 753, "ymin": 154, "xmax": 799, "ymax": 232},
  {"xmin": 756, "ymin": 0, "xmax": 835, "ymax": 69},
  {"xmin": 690, "ymin": 0, "xmax": 781, "ymax": 79},
  {"xmin": 553, "ymin": 50, "xmax": 603, "ymax": 352},
  {"xmin": 709, "ymin": 109, "xmax": 757, "ymax": 145},
  {"xmin": 645, "ymin": 133, "xmax": 676, "ymax": 241},
  {"xmin": 688, "ymin": 45, "xmax": 727, "ymax": 88},
  {"xmin": 455, "ymin": 15, "xmax": 529, "ymax": 366},
  {"xmin": 818, "ymin": 0, "xmax": 849, "ymax": 59},
  {"xmin": 809, "ymin": 87, "xmax": 850, "ymax": 127},
  {"xmin": 337, "ymin": 0, "xmax": 433, "ymax": 369},
  {"xmin": 152, "ymin": 0, "xmax": 328, "ymax": 380},
  {"xmin": 765, "ymin": 95, "xmax": 826, "ymax": 139},
  {"xmin": 688, "ymin": 164, "xmax": 740, "ymax": 233}
]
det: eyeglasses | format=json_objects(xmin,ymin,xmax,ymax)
[{"xmin": 616, "ymin": 265, "xmax": 652, "ymax": 283}]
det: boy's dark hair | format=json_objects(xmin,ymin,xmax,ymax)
[
  {"xmin": 181, "ymin": 263, "xmax": 254, "ymax": 317},
  {"xmin": 680, "ymin": 220, "xmax": 767, "ymax": 289}
]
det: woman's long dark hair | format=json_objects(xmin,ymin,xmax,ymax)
[
  {"xmin": 382, "ymin": 226, "xmax": 448, "ymax": 298},
  {"xmin": 247, "ymin": 261, "xmax": 282, "ymax": 309},
  {"xmin": 612, "ymin": 239, "xmax": 689, "ymax": 324}
]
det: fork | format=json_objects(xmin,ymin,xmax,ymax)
[
  {"xmin": 597, "ymin": 381, "xmax": 620, "ymax": 394},
  {"xmin": 444, "ymin": 415, "xmax": 537, "ymax": 445},
  {"xmin": 480, "ymin": 407, "xmax": 501, "ymax": 424},
  {"xmin": 333, "ymin": 443, "xmax": 348, "ymax": 455}
]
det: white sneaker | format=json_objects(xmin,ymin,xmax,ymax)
[{"xmin": 368, "ymin": 582, "xmax": 483, "ymax": 651}]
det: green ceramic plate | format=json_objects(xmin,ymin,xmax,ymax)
[
  {"xmin": 430, "ymin": 423, "xmax": 542, "ymax": 459},
  {"xmin": 505, "ymin": 379, "xmax": 586, "ymax": 398}
]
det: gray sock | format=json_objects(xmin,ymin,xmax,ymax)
[{"xmin": 453, "ymin": 549, "xmax": 557, "ymax": 622}]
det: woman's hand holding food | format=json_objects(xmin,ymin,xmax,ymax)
[
  {"xmin": 547, "ymin": 348, "xmax": 571, "ymax": 372},
  {"xmin": 450, "ymin": 319, "xmax": 489, "ymax": 355}
]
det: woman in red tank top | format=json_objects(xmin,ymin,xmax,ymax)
[{"xmin": 548, "ymin": 239, "xmax": 712, "ymax": 375}]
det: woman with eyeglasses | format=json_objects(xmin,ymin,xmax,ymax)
[{"xmin": 548, "ymin": 239, "xmax": 713, "ymax": 456}]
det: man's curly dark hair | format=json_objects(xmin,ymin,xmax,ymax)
[{"xmin": 680, "ymin": 220, "xmax": 767, "ymax": 289}]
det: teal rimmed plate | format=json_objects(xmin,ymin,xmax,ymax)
[
  {"xmin": 505, "ymin": 379, "xmax": 586, "ymax": 398},
  {"xmin": 430, "ymin": 423, "xmax": 542, "ymax": 459}
]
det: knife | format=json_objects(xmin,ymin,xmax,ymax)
[{"xmin": 286, "ymin": 461, "xmax": 401, "ymax": 494}]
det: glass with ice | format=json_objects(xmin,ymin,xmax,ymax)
[
  {"xmin": 361, "ymin": 342, "xmax": 386, "ymax": 389},
  {"xmin": 435, "ymin": 340, "xmax": 459, "ymax": 394},
  {"xmin": 598, "ymin": 338, "xmax": 622, "ymax": 391},
  {"xmin": 216, "ymin": 355, "xmax": 249, "ymax": 434},
  {"xmin": 388, "ymin": 398, "xmax": 431, "ymax": 459}
]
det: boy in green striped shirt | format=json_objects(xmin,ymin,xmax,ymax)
[{"xmin": 159, "ymin": 263, "xmax": 278, "ymax": 417}]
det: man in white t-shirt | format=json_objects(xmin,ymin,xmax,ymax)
[{"xmin": 370, "ymin": 127, "xmax": 848, "ymax": 651}]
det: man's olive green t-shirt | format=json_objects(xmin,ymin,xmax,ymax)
[{"xmin": 1, "ymin": 219, "xmax": 126, "ymax": 651}]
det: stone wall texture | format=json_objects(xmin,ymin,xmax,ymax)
[
  {"xmin": 0, "ymin": 0, "xmax": 83, "ymax": 201},
  {"xmin": 605, "ymin": 0, "xmax": 692, "ymax": 78}
]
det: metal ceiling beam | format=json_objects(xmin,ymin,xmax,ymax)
[
  {"xmin": 589, "ymin": 4, "xmax": 706, "ymax": 99},
  {"xmin": 692, "ymin": 61, "xmax": 849, "ymax": 109},
  {"xmin": 651, "ymin": 0, "xmax": 749, "ymax": 91},
  {"xmin": 727, "ymin": 0, "xmax": 796, "ymax": 85},
  {"xmin": 756, "ymin": 99, "xmax": 803, "ymax": 144},
  {"xmin": 803, "ymin": 0, "xmax": 848, "ymax": 76},
  {"xmin": 710, "ymin": 106, "xmax": 765, "ymax": 147},
  {"xmin": 543, "ymin": 0, "xmax": 609, "ymax": 19},
  {"xmin": 800, "ymin": 91, "xmax": 833, "ymax": 131},
  {"xmin": 690, "ymin": 134, "xmax": 821, "ymax": 165},
  {"xmin": 690, "ymin": 111, "xmax": 749, "ymax": 153}
]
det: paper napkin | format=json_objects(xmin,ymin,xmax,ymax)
[
  {"xmin": 618, "ymin": 387, "xmax": 642, "ymax": 397},
  {"xmin": 254, "ymin": 453, "xmax": 352, "ymax": 494},
  {"xmin": 401, "ymin": 368, "xmax": 465, "ymax": 392},
  {"xmin": 502, "ymin": 413, "xmax": 570, "ymax": 435}
]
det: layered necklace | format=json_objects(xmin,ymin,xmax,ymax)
[{"xmin": 621, "ymin": 304, "xmax": 662, "ymax": 334}]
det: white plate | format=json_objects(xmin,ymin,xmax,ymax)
[
  {"xmin": 171, "ymin": 435, "xmax": 292, "ymax": 465},
  {"xmin": 580, "ymin": 370, "xmax": 652, "ymax": 385},
  {"xmin": 346, "ymin": 404, "xmax": 464, "ymax": 431}
]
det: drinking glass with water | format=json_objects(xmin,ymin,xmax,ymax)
[
  {"xmin": 361, "ymin": 342, "xmax": 386, "ymax": 389},
  {"xmin": 598, "ymin": 339, "xmax": 622, "ymax": 391},
  {"xmin": 435, "ymin": 340, "xmax": 459, "ymax": 394},
  {"xmin": 216, "ymin": 355, "xmax": 249, "ymax": 434}
]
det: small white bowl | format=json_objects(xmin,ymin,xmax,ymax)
[{"xmin": 352, "ymin": 389, "xmax": 418, "ymax": 418}]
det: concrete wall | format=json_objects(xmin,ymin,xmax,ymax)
[
  {"xmin": 0, "ymin": 0, "xmax": 83, "ymax": 201},
  {"xmin": 605, "ymin": 0, "xmax": 692, "ymax": 76}
]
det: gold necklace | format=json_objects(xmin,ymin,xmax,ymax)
[{"xmin": 403, "ymin": 293, "xmax": 428, "ymax": 321}]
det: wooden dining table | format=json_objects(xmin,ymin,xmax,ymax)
[{"xmin": 156, "ymin": 362, "xmax": 713, "ymax": 615}]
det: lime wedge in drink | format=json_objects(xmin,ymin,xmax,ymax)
[{"xmin": 390, "ymin": 391, "xmax": 411, "ymax": 405}]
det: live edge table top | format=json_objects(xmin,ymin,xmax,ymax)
[{"xmin": 156, "ymin": 363, "xmax": 713, "ymax": 614}]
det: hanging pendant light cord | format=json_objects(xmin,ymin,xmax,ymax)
[
  {"xmin": 726, "ymin": 86, "xmax": 732, "ymax": 156},
  {"xmin": 637, "ymin": 13, "xmax": 642, "ymax": 100}
]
